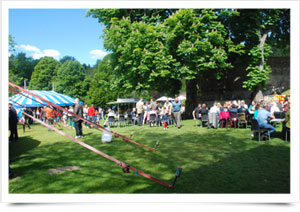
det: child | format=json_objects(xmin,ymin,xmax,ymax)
[
  {"xmin": 63, "ymin": 112, "xmax": 68, "ymax": 127},
  {"xmin": 20, "ymin": 114, "xmax": 31, "ymax": 133},
  {"xmin": 162, "ymin": 106, "xmax": 168, "ymax": 130}
]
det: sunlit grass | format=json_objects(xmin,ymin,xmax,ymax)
[{"xmin": 9, "ymin": 119, "xmax": 290, "ymax": 193}]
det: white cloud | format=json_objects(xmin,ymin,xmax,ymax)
[
  {"xmin": 17, "ymin": 44, "xmax": 61, "ymax": 60},
  {"xmin": 32, "ymin": 49, "xmax": 61, "ymax": 60},
  {"xmin": 17, "ymin": 44, "xmax": 41, "ymax": 53},
  {"xmin": 89, "ymin": 49, "xmax": 108, "ymax": 59}
]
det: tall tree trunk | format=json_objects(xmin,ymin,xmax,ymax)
[
  {"xmin": 185, "ymin": 78, "xmax": 198, "ymax": 119},
  {"xmin": 252, "ymin": 31, "xmax": 268, "ymax": 102},
  {"xmin": 258, "ymin": 32, "xmax": 268, "ymax": 70}
]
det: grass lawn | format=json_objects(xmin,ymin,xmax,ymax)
[{"xmin": 9, "ymin": 119, "xmax": 290, "ymax": 193}]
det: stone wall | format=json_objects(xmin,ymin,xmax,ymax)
[
  {"xmin": 266, "ymin": 56, "xmax": 290, "ymax": 90},
  {"xmin": 199, "ymin": 56, "xmax": 290, "ymax": 105}
]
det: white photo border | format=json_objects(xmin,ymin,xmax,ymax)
[{"xmin": 1, "ymin": 0, "xmax": 299, "ymax": 203}]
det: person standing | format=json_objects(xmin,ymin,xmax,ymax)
[
  {"xmin": 83, "ymin": 104, "xmax": 88, "ymax": 127},
  {"xmin": 23, "ymin": 108, "xmax": 32, "ymax": 130},
  {"xmin": 41, "ymin": 106, "xmax": 47, "ymax": 123},
  {"xmin": 98, "ymin": 107, "xmax": 104, "ymax": 123},
  {"xmin": 44, "ymin": 105, "xmax": 55, "ymax": 131},
  {"xmin": 88, "ymin": 104, "xmax": 96, "ymax": 127},
  {"xmin": 136, "ymin": 98, "xmax": 144, "ymax": 126},
  {"xmin": 193, "ymin": 104, "xmax": 202, "ymax": 120},
  {"xmin": 74, "ymin": 98, "xmax": 84, "ymax": 139},
  {"xmin": 162, "ymin": 106, "xmax": 169, "ymax": 130},
  {"xmin": 164, "ymin": 99, "xmax": 173, "ymax": 125},
  {"xmin": 9, "ymin": 103, "xmax": 18, "ymax": 142},
  {"xmin": 172, "ymin": 97, "xmax": 182, "ymax": 128},
  {"xmin": 95, "ymin": 109, "xmax": 99, "ymax": 124},
  {"xmin": 68, "ymin": 106, "xmax": 74, "ymax": 129}
]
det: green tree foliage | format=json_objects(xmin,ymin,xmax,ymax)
[
  {"xmin": 29, "ymin": 57, "xmax": 61, "ymax": 90},
  {"xmin": 88, "ymin": 9, "xmax": 243, "ymax": 95},
  {"xmin": 165, "ymin": 9, "xmax": 244, "ymax": 79},
  {"xmin": 9, "ymin": 52, "xmax": 40, "ymax": 89},
  {"xmin": 54, "ymin": 60, "xmax": 85, "ymax": 98},
  {"xmin": 59, "ymin": 55, "xmax": 77, "ymax": 64},
  {"xmin": 88, "ymin": 9, "xmax": 244, "ymax": 115},
  {"xmin": 8, "ymin": 35, "xmax": 21, "ymax": 90},
  {"xmin": 15, "ymin": 53, "xmax": 39, "ymax": 82},
  {"xmin": 9, "ymin": 35, "xmax": 17, "ymax": 54},
  {"xmin": 85, "ymin": 54, "xmax": 119, "ymax": 107},
  {"xmin": 227, "ymin": 9, "xmax": 290, "ymax": 92},
  {"xmin": 87, "ymin": 9, "xmax": 176, "ymax": 27},
  {"xmin": 242, "ymin": 44, "xmax": 273, "ymax": 90}
]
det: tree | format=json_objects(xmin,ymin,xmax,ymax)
[
  {"xmin": 29, "ymin": 57, "xmax": 61, "ymax": 90},
  {"xmin": 14, "ymin": 53, "xmax": 39, "ymax": 83},
  {"xmin": 87, "ymin": 9, "xmax": 182, "ymax": 97},
  {"xmin": 229, "ymin": 9, "xmax": 290, "ymax": 100},
  {"xmin": 164, "ymin": 9, "xmax": 244, "ymax": 115},
  {"xmin": 54, "ymin": 60, "xmax": 85, "ymax": 98},
  {"xmin": 9, "ymin": 35, "xmax": 17, "ymax": 54},
  {"xmin": 85, "ymin": 54, "xmax": 119, "ymax": 107},
  {"xmin": 88, "ymin": 9, "xmax": 244, "ymax": 116},
  {"xmin": 59, "ymin": 55, "xmax": 76, "ymax": 64},
  {"xmin": 9, "ymin": 52, "xmax": 40, "ymax": 91}
]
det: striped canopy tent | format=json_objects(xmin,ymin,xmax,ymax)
[{"xmin": 9, "ymin": 90, "xmax": 82, "ymax": 108}]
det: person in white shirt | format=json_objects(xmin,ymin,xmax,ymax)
[
  {"xmin": 136, "ymin": 98, "xmax": 144, "ymax": 126},
  {"xmin": 163, "ymin": 99, "xmax": 173, "ymax": 125},
  {"xmin": 209, "ymin": 102, "xmax": 219, "ymax": 113},
  {"xmin": 270, "ymin": 102, "xmax": 280, "ymax": 116},
  {"xmin": 239, "ymin": 100, "xmax": 248, "ymax": 109}
]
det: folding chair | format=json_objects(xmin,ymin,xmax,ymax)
[
  {"xmin": 149, "ymin": 114, "xmax": 157, "ymax": 127},
  {"xmin": 250, "ymin": 119, "xmax": 270, "ymax": 142},
  {"xmin": 229, "ymin": 112, "xmax": 238, "ymax": 128},
  {"xmin": 108, "ymin": 116, "xmax": 116, "ymax": 127},
  {"xmin": 219, "ymin": 111, "xmax": 230, "ymax": 128},
  {"xmin": 201, "ymin": 113, "xmax": 209, "ymax": 127},
  {"xmin": 118, "ymin": 115, "xmax": 126, "ymax": 127},
  {"xmin": 237, "ymin": 113, "xmax": 247, "ymax": 128}
]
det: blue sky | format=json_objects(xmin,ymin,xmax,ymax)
[{"xmin": 9, "ymin": 9, "xmax": 107, "ymax": 66}]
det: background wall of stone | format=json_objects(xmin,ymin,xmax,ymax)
[{"xmin": 198, "ymin": 56, "xmax": 290, "ymax": 105}]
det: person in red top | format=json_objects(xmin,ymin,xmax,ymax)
[
  {"xmin": 55, "ymin": 110, "xmax": 61, "ymax": 123},
  {"xmin": 88, "ymin": 104, "xmax": 96, "ymax": 127}
]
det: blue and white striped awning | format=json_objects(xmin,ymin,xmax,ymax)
[{"xmin": 9, "ymin": 90, "xmax": 82, "ymax": 108}]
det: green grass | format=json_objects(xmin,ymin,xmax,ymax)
[
  {"xmin": 9, "ymin": 120, "xmax": 290, "ymax": 193},
  {"xmin": 282, "ymin": 89, "xmax": 290, "ymax": 95}
]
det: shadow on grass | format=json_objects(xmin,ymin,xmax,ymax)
[
  {"xmin": 136, "ymin": 144, "xmax": 290, "ymax": 193},
  {"xmin": 9, "ymin": 136, "xmax": 41, "ymax": 162},
  {"xmin": 9, "ymin": 126, "xmax": 290, "ymax": 194}
]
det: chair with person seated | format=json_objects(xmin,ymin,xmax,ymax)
[
  {"xmin": 219, "ymin": 111, "xmax": 230, "ymax": 128},
  {"xmin": 201, "ymin": 113, "xmax": 209, "ymax": 128},
  {"xmin": 274, "ymin": 111, "xmax": 286, "ymax": 119},
  {"xmin": 229, "ymin": 111, "xmax": 238, "ymax": 128},
  {"xmin": 237, "ymin": 113, "xmax": 247, "ymax": 128},
  {"xmin": 118, "ymin": 115, "xmax": 126, "ymax": 127},
  {"xmin": 281, "ymin": 121, "xmax": 290, "ymax": 142},
  {"xmin": 149, "ymin": 114, "xmax": 157, "ymax": 127},
  {"xmin": 131, "ymin": 115, "xmax": 138, "ymax": 126},
  {"xmin": 126, "ymin": 114, "xmax": 131, "ymax": 126},
  {"xmin": 108, "ymin": 116, "xmax": 116, "ymax": 127},
  {"xmin": 250, "ymin": 119, "xmax": 271, "ymax": 142}
]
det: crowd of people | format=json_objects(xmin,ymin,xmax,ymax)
[
  {"xmin": 8, "ymin": 95, "xmax": 291, "ymax": 179},
  {"xmin": 103, "ymin": 97, "xmax": 185, "ymax": 130},
  {"xmin": 9, "ymin": 95, "xmax": 291, "ymax": 143},
  {"xmin": 191, "ymin": 96, "xmax": 290, "ymax": 140}
]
